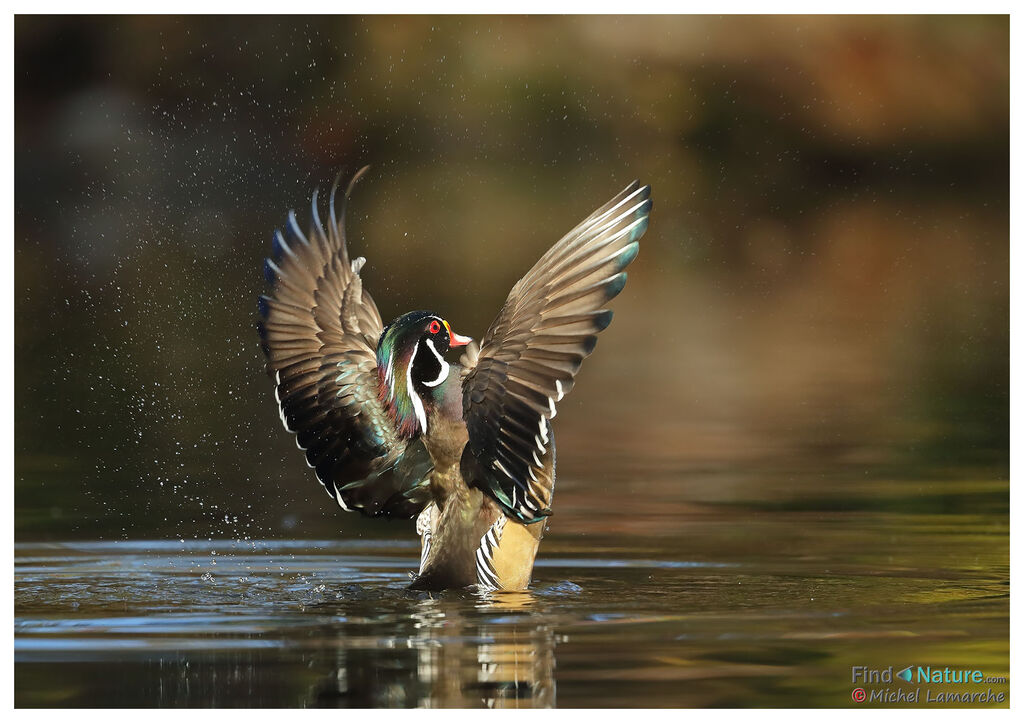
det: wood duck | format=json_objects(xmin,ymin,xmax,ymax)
[{"xmin": 258, "ymin": 168, "xmax": 651, "ymax": 591}]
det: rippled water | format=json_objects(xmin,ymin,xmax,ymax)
[{"xmin": 15, "ymin": 478, "xmax": 1009, "ymax": 708}]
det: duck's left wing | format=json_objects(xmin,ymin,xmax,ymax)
[
  {"xmin": 461, "ymin": 181, "xmax": 651, "ymax": 523},
  {"xmin": 258, "ymin": 169, "xmax": 431, "ymax": 518}
]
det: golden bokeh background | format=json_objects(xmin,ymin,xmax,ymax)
[{"xmin": 15, "ymin": 15, "xmax": 1007, "ymax": 541}]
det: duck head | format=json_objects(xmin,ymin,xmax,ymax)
[{"xmin": 376, "ymin": 310, "xmax": 472, "ymax": 438}]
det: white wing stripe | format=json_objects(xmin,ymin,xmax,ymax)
[
  {"xmin": 585, "ymin": 193, "xmax": 649, "ymax": 239},
  {"xmin": 494, "ymin": 459, "xmax": 516, "ymax": 481},
  {"xmin": 334, "ymin": 485, "xmax": 352, "ymax": 511},
  {"xmin": 579, "ymin": 185, "xmax": 646, "ymax": 235}
]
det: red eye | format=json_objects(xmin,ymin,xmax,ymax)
[{"xmin": 429, "ymin": 320, "xmax": 441, "ymax": 335}]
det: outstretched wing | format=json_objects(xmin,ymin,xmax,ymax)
[
  {"xmin": 258, "ymin": 168, "xmax": 432, "ymax": 518},
  {"xmin": 461, "ymin": 181, "xmax": 651, "ymax": 523}
]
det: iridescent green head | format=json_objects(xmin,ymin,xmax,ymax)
[{"xmin": 376, "ymin": 310, "xmax": 472, "ymax": 438}]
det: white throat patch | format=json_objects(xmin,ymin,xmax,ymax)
[{"xmin": 422, "ymin": 338, "xmax": 450, "ymax": 388}]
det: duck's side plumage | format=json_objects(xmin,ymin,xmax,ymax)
[{"xmin": 259, "ymin": 171, "xmax": 651, "ymax": 591}]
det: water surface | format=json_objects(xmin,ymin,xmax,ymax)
[{"xmin": 15, "ymin": 476, "xmax": 1008, "ymax": 708}]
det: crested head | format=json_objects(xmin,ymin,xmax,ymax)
[{"xmin": 376, "ymin": 310, "xmax": 472, "ymax": 438}]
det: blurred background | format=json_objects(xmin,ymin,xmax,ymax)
[{"xmin": 15, "ymin": 15, "xmax": 1008, "ymax": 543}]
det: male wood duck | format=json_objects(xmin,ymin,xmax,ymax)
[{"xmin": 258, "ymin": 168, "xmax": 651, "ymax": 591}]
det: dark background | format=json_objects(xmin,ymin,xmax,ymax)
[{"xmin": 15, "ymin": 15, "xmax": 1008, "ymax": 542}]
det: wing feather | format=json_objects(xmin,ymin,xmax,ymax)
[
  {"xmin": 258, "ymin": 168, "xmax": 430, "ymax": 519},
  {"xmin": 461, "ymin": 181, "xmax": 651, "ymax": 523}
]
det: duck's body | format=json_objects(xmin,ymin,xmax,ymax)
[{"xmin": 258, "ymin": 169, "xmax": 650, "ymax": 591}]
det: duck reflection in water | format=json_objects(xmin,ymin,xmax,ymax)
[{"xmin": 307, "ymin": 591, "xmax": 555, "ymax": 708}]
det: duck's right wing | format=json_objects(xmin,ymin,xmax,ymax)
[
  {"xmin": 461, "ymin": 181, "xmax": 651, "ymax": 523},
  {"xmin": 258, "ymin": 168, "xmax": 432, "ymax": 519}
]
